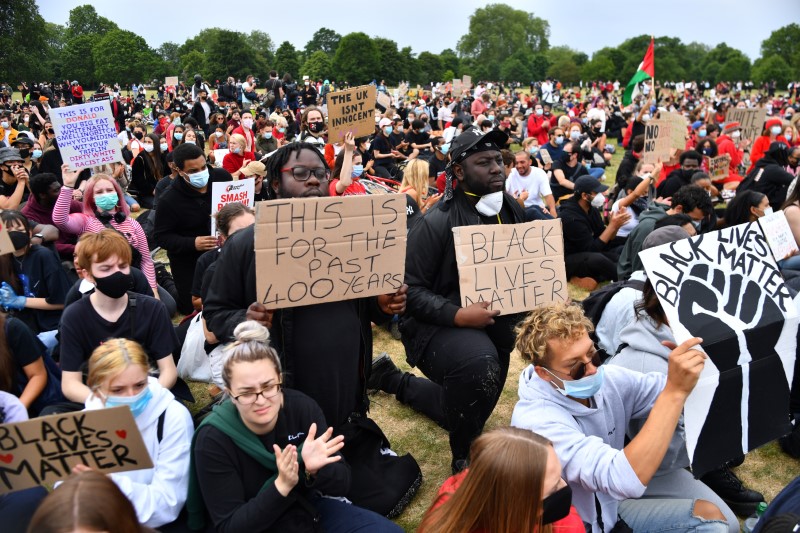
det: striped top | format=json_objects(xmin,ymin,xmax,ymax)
[{"xmin": 52, "ymin": 188, "xmax": 157, "ymax": 289}]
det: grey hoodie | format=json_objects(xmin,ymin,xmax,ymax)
[
  {"xmin": 617, "ymin": 205, "xmax": 668, "ymax": 279},
  {"xmin": 512, "ymin": 364, "xmax": 665, "ymax": 532},
  {"xmin": 611, "ymin": 315, "xmax": 691, "ymax": 475}
]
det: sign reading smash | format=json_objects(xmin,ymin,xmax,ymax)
[
  {"xmin": 254, "ymin": 195, "xmax": 406, "ymax": 309},
  {"xmin": 0, "ymin": 407, "xmax": 152, "ymax": 493},
  {"xmin": 210, "ymin": 178, "xmax": 255, "ymax": 235},
  {"xmin": 453, "ymin": 219, "xmax": 567, "ymax": 315},
  {"xmin": 50, "ymin": 100, "xmax": 122, "ymax": 169}
]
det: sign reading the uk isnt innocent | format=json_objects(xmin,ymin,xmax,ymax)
[
  {"xmin": 50, "ymin": 99, "xmax": 123, "ymax": 169},
  {"xmin": 254, "ymin": 195, "xmax": 406, "ymax": 309},
  {"xmin": 326, "ymin": 85, "xmax": 377, "ymax": 143},
  {"xmin": 0, "ymin": 407, "xmax": 153, "ymax": 494},
  {"xmin": 453, "ymin": 219, "xmax": 567, "ymax": 315}
]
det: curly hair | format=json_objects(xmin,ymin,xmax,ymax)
[{"xmin": 514, "ymin": 302, "xmax": 593, "ymax": 364}]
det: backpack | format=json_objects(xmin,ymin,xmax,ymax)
[{"xmin": 580, "ymin": 279, "xmax": 645, "ymax": 330}]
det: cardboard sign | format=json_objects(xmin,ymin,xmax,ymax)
[
  {"xmin": 50, "ymin": 100, "xmax": 123, "ymax": 169},
  {"xmin": 0, "ymin": 407, "xmax": 153, "ymax": 494},
  {"xmin": 165, "ymin": 76, "xmax": 179, "ymax": 86},
  {"xmin": 453, "ymin": 79, "xmax": 463, "ymax": 96},
  {"xmin": 0, "ymin": 218, "xmax": 13, "ymax": 256},
  {"xmin": 254, "ymin": 195, "xmax": 407, "ymax": 309},
  {"xmin": 326, "ymin": 85, "xmax": 377, "ymax": 143},
  {"xmin": 462, "ymin": 75, "xmax": 472, "ymax": 89},
  {"xmin": 376, "ymin": 92, "xmax": 391, "ymax": 111},
  {"xmin": 210, "ymin": 178, "xmax": 255, "ymax": 235},
  {"xmin": 725, "ymin": 108, "xmax": 768, "ymax": 143},
  {"xmin": 642, "ymin": 113, "xmax": 686, "ymax": 164},
  {"xmin": 639, "ymin": 223, "xmax": 798, "ymax": 477},
  {"xmin": 707, "ymin": 154, "xmax": 731, "ymax": 180},
  {"xmin": 453, "ymin": 219, "xmax": 567, "ymax": 315},
  {"xmin": 398, "ymin": 83, "xmax": 408, "ymax": 98},
  {"xmin": 539, "ymin": 149, "xmax": 552, "ymax": 165},
  {"xmin": 758, "ymin": 211, "xmax": 799, "ymax": 261}
]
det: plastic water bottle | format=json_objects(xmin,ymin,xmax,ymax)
[{"xmin": 742, "ymin": 502, "xmax": 767, "ymax": 533}]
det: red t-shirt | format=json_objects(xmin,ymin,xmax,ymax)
[{"xmin": 329, "ymin": 178, "xmax": 367, "ymax": 196}]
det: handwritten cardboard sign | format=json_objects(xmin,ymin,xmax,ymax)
[
  {"xmin": 210, "ymin": 178, "xmax": 255, "ymax": 235},
  {"xmin": 50, "ymin": 100, "xmax": 123, "ymax": 169},
  {"xmin": 643, "ymin": 113, "xmax": 686, "ymax": 164},
  {"xmin": 758, "ymin": 210, "xmax": 799, "ymax": 261},
  {"xmin": 453, "ymin": 219, "xmax": 567, "ymax": 315},
  {"xmin": 453, "ymin": 79, "xmax": 463, "ymax": 96},
  {"xmin": 539, "ymin": 149, "xmax": 552, "ymax": 165},
  {"xmin": 0, "ymin": 407, "xmax": 153, "ymax": 494},
  {"xmin": 0, "ymin": 219, "xmax": 13, "ymax": 256},
  {"xmin": 165, "ymin": 76, "xmax": 179, "ymax": 86},
  {"xmin": 639, "ymin": 223, "xmax": 797, "ymax": 477},
  {"xmin": 725, "ymin": 108, "xmax": 768, "ymax": 143},
  {"xmin": 376, "ymin": 92, "xmax": 391, "ymax": 111},
  {"xmin": 462, "ymin": 75, "xmax": 472, "ymax": 89},
  {"xmin": 327, "ymin": 85, "xmax": 377, "ymax": 143},
  {"xmin": 254, "ymin": 195, "xmax": 407, "ymax": 309},
  {"xmin": 707, "ymin": 154, "xmax": 731, "ymax": 180}
]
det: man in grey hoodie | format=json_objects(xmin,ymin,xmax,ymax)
[{"xmin": 512, "ymin": 302, "xmax": 732, "ymax": 533}]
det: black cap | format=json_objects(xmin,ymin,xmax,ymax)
[
  {"xmin": 448, "ymin": 126, "xmax": 508, "ymax": 166},
  {"xmin": 574, "ymin": 176, "xmax": 609, "ymax": 195},
  {"xmin": 11, "ymin": 135, "xmax": 34, "ymax": 147}
]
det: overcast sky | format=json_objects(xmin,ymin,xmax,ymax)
[{"xmin": 38, "ymin": 0, "xmax": 799, "ymax": 62}]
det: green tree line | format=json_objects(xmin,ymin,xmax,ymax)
[{"xmin": 2, "ymin": 2, "xmax": 797, "ymax": 88}]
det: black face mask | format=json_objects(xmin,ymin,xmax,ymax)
[
  {"xmin": 18, "ymin": 149, "xmax": 30, "ymax": 159},
  {"xmin": 541, "ymin": 484, "xmax": 572, "ymax": 525},
  {"xmin": 133, "ymin": 131, "xmax": 144, "ymax": 140},
  {"xmin": 93, "ymin": 271, "xmax": 133, "ymax": 299},
  {"xmin": 308, "ymin": 121, "xmax": 325, "ymax": 134},
  {"xmin": 9, "ymin": 231, "xmax": 30, "ymax": 251}
]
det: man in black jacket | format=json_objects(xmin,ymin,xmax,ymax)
[
  {"xmin": 560, "ymin": 176, "xmax": 630, "ymax": 288},
  {"xmin": 154, "ymin": 143, "xmax": 231, "ymax": 314},
  {"xmin": 615, "ymin": 134, "xmax": 644, "ymax": 190},
  {"xmin": 741, "ymin": 142, "xmax": 794, "ymax": 210},
  {"xmin": 373, "ymin": 127, "xmax": 527, "ymax": 473},
  {"xmin": 191, "ymin": 88, "xmax": 216, "ymax": 138}
]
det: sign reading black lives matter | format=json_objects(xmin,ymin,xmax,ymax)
[
  {"xmin": 50, "ymin": 99, "xmax": 123, "ymax": 169},
  {"xmin": 640, "ymin": 223, "xmax": 798, "ymax": 477},
  {"xmin": 326, "ymin": 85, "xmax": 377, "ymax": 143},
  {"xmin": 453, "ymin": 219, "xmax": 567, "ymax": 315},
  {"xmin": 254, "ymin": 195, "xmax": 406, "ymax": 309},
  {"xmin": 0, "ymin": 407, "xmax": 152, "ymax": 493}
]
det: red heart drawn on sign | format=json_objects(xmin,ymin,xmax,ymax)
[
  {"xmin": 115, "ymin": 430, "xmax": 127, "ymax": 439},
  {"xmin": 0, "ymin": 454, "xmax": 13, "ymax": 464}
]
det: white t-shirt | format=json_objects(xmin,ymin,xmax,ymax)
[
  {"xmin": 611, "ymin": 199, "xmax": 639, "ymax": 237},
  {"xmin": 505, "ymin": 166, "xmax": 551, "ymax": 208},
  {"xmin": 241, "ymin": 81, "xmax": 254, "ymax": 103}
]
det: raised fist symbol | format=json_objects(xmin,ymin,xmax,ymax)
[{"xmin": 677, "ymin": 264, "xmax": 791, "ymax": 474}]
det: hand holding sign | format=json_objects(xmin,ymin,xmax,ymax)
[
  {"xmin": 663, "ymin": 337, "xmax": 706, "ymax": 397},
  {"xmin": 454, "ymin": 301, "xmax": 501, "ymax": 328},
  {"xmin": 245, "ymin": 302, "xmax": 274, "ymax": 330},
  {"xmin": 378, "ymin": 284, "xmax": 408, "ymax": 316}
]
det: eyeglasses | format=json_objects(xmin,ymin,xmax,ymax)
[
  {"xmin": 547, "ymin": 345, "xmax": 603, "ymax": 380},
  {"xmin": 232, "ymin": 383, "xmax": 282, "ymax": 405},
  {"xmin": 280, "ymin": 167, "xmax": 330, "ymax": 182}
]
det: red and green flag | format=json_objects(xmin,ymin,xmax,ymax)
[{"xmin": 622, "ymin": 37, "xmax": 655, "ymax": 106}]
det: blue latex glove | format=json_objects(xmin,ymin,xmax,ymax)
[{"xmin": 0, "ymin": 281, "xmax": 26, "ymax": 310}]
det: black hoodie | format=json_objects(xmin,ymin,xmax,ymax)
[{"xmin": 741, "ymin": 155, "xmax": 794, "ymax": 209}]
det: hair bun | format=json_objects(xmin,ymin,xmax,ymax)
[{"xmin": 233, "ymin": 320, "xmax": 271, "ymax": 343}]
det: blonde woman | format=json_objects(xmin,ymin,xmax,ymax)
[
  {"xmin": 400, "ymin": 159, "xmax": 442, "ymax": 214},
  {"xmin": 222, "ymin": 134, "xmax": 251, "ymax": 179},
  {"xmin": 77, "ymin": 338, "xmax": 193, "ymax": 529}
]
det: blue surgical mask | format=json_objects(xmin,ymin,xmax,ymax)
[
  {"xmin": 544, "ymin": 366, "xmax": 605, "ymax": 399},
  {"xmin": 185, "ymin": 140, "xmax": 195, "ymax": 145},
  {"xmin": 440, "ymin": 143, "xmax": 450, "ymax": 155},
  {"xmin": 263, "ymin": 132, "xmax": 273, "ymax": 139},
  {"xmin": 384, "ymin": 126, "xmax": 393, "ymax": 136},
  {"xmin": 95, "ymin": 192, "xmax": 119, "ymax": 211},
  {"xmin": 698, "ymin": 130, "xmax": 707, "ymax": 138},
  {"xmin": 160, "ymin": 142, "xmax": 168, "ymax": 151},
  {"xmin": 278, "ymin": 127, "xmax": 286, "ymax": 133},
  {"xmin": 555, "ymin": 136, "xmax": 564, "ymax": 145},
  {"xmin": 487, "ymin": 115, "xmax": 495, "ymax": 122},
  {"xmin": 186, "ymin": 168, "xmax": 210, "ymax": 188},
  {"xmin": 174, "ymin": 132, "xmax": 183, "ymax": 140},
  {"xmin": 352, "ymin": 164, "xmax": 364, "ymax": 178},
  {"xmin": 32, "ymin": 149, "xmax": 42, "ymax": 159},
  {"xmin": 771, "ymin": 125, "xmax": 783, "ymax": 136},
  {"xmin": 105, "ymin": 387, "xmax": 152, "ymax": 419}
]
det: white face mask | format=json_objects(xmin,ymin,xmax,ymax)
[
  {"xmin": 143, "ymin": 144, "xmax": 154, "ymax": 153},
  {"xmin": 763, "ymin": 206, "xmax": 774, "ymax": 217},
  {"xmin": 591, "ymin": 193, "xmax": 606, "ymax": 208},
  {"xmin": 475, "ymin": 191, "xmax": 504, "ymax": 216},
  {"xmin": 732, "ymin": 131, "xmax": 741, "ymax": 139}
]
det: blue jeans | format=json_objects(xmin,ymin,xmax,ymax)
[
  {"xmin": 314, "ymin": 496, "xmax": 402, "ymax": 533},
  {"xmin": 778, "ymin": 254, "xmax": 800, "ymax": 271},
  {"xmin": 123, "ymin": 193, "xmax": 138, "ymax": 208},
  {"xmin": 588, "ymin": 167, "xmax": 605, "ymax": 180},
  {"xmin": 0, "ymin": 486, "xmax": 48, "ymax": 533},
  {"xmin": 524, "ymin": 205, "xmax": 554, "ymax": 221}
]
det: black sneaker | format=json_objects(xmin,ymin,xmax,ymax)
[
  {"xmin": 367, "ymin": 353, "xmax": 402, "ymax": 394},
  {"xmin": 700, "ymin": 465, "xmax": 765, "ymax": 517},
  {"xmin": 389, "ymin": 320, "xmax": 402, "ymax": 340},
  {"xmin": 779, "ymin": 423, "xmax": 800, "ymax": 459},
  {"xmin": 451, "ymin": 458, "xmax": 469, "ymax": 475}
]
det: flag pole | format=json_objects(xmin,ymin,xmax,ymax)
[{"xmin": 651, "ymin": 35, "xmax": 657, "ymax": 106}]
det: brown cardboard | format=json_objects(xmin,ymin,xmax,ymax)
[
  {"xmin": 255, "ymin": 195, "xmax": 407, "ymax": 309},
  {"xmin": 326, "ymin": 85, "xmax": 377, "ymax": 143},
  {"xmin": 453, "ymin": 219, "xmax": 568, "ymax": 315},
  {"xmin": 0, "ymin": 219, "xmax": 13, "ymax": 256},
  {"xmin": 164, "ymin": 76, "xmax": 179, "ymax": 86},
  {"xmin": 725, "ymin": 108, "xmax": 768, "ymax": 142},
  {"xmin": 643, "ymin": 113, "xmax": 686, "ymax": 164},
  {"xmin": 462, "ymin": 75, "xmax": 472, "ymax": 89},
  {"xmin": 708, "ymin": 154, "xmax": 731, "ymax": 180},
  {"xmin": 376, "ymin": 92, "xmax": 391, "ymax": 110},
  {"xmin": 0, "ymin": 407, "xmax": 153, "ymax": 494}
]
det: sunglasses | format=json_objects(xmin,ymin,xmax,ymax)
[{"xmin": 545, "ymin": 345, "xmax": 603, "ymax": 380}]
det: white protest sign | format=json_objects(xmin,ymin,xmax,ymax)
[
  {"xmin": 452, "ymin": 219, "xmax": 567, "ymax": 315},
  {"xmin": 254, "ymin": 195, "xmax": 407, "ymax": 309},
  {"xmin": 212, "ymin": 149, "xmax": 229, "ymax": 168},
  {"xmin": 50, "ymin": 100, "xmax": 123, "ymax": 169},
  {"xmin": 758, "ymin": 211, "xmax": 799, "ymax": 262},
  {"xmin": 165, "ymin": 76, "xmax": 179, "ymax": 86},
  {"xmin": 376, "ymin": 92, "xmax": 391, "ymax": 110},
  {"xmin": 639, "ymin": 223, "xmax": 797, "ymax": 477},
  {"xmin": 210, "ymin": 178, "xmax": 255, "ymax": 236},
  {"xmin": 707, "ymin": 154, "xmax": 731, "ymax": 180}
]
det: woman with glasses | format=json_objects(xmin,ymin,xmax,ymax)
[
  {"xmin": 77, "ymin": 337, "xmax": 193, "ymax": 529},
  {"xmin": 189, "ymin": 320, "xmax": 401, "ymax": 533}
]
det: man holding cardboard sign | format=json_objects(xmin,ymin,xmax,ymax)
[{"xmin": 374, "ymin": 127, "xmax": 527, "ymax": 473}]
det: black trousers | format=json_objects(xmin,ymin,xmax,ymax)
[
  {"xmin": 397, "ymin": 323, "xmax": 514, "ymax": 463},
  {"xmin": 565, "ymin": 242, "xmax": 625, "ymax": 282},
  {"xmin": 168, "ymin": 253, "xmax": 198, "ymax": 315}
]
